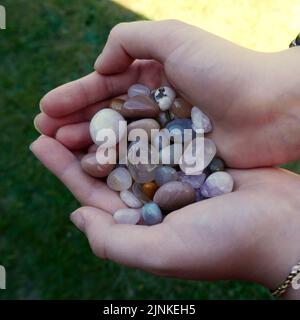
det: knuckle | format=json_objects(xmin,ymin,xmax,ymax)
[{"xmin": 109, "ymin": 22, "xmax": 128, "ymax": 39}]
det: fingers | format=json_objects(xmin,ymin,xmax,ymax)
[
  {"xmin": 40, "ymin": 67, "xmax": 140, "ymax": 118},
  {"xmin": 70, "ymin": 206, "xmax": 172, "ymax": 272},
  {"xmin": 95, "ymin": 20, "xmax": 189, "ymax": 74},
  {"xmin": 34, "ymin": 100, "xmax": 111, "ymax": 136},
  {"xmin": 56, "ymin": 122, "xmax": 92, "ymax": 150},
  {"xmin": 30, "ymin": 135, "xmax": 125, "ymax": 213}
]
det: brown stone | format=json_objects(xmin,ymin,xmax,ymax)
[{"xmin": 170, "ymin": 98, "xmax": 193, "ymax": 118}]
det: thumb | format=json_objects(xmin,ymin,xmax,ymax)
[{"xmin": 94, "ymin": 20, "xmax": 190, "ymax": 74}]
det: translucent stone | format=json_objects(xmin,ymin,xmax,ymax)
[
  {"xmin": 177, "ymin": 171, "xmax": 206, "ymax": 189},
  {"xmin": 152, "ymin": 128, "xmax": 170, "ymax": 151},
  {"xmin": 123, "ymin": 95, "xmax": 160, "ymax": 118},
  {"xmin": 191, "ymin": 106, "xmax": 212, "ymax": 133},
  {"xmin": 157, "ymin": 111, "xmax": 171, "ymax": 127},
  {"xmin": 120, "ymin": 190, "xmax": 143, "ymax": 208},
  {"xmin": 155, "ymin": 166, "xmax": 178, "ymax": 186},
  {"xmin": 170, "ymin": 98, "xmax": 193, "ymax": 118},
  {"xmin": 195, "ymin": 188, "xmax": 206, "ymax": 201},
  {"xmin": 200, "ymin": 171, "xmax": 234, "ymax": 197},
  {"xmin": 160, "ymin": 143, "xmax": 183, "ymax": 166},
  {"xmin": 132, "ymin": 182, "xmax": 151, "ymax": 203},
  {"xmin": 141, "ymin": 202, "xmax": 163, "ymax": 226},
  {"xmin": 208, "ymin": 157, "xmax": 225, "ymax": 173},
  {"xmin": 127, "ymin": 143, "xmax": 159, "ymax": 183},
  {"xmin": 128, "ymin": 162, "xmax": 157, "ymax": 183},
  {"xmin": 154, "ymin": 86, "xmax": 176, "ymax": 111},
  {"xmin": 107, "ymin": 167, "xmax": 132, "ymax": 191},
  {"xmin": 142, "ymin": 182, "xmax": 159, "ymax": 200},
  {"xmin": 113, "ymin": 208, "xmax": 141, "ymax": 225},
  {"xmin": 180, "ymin": 138, "xmax": 216, "ymax": 174},
  {"xmin": 153, "ymin": 181, "xmax": 196, "ymax": 212},
  {"xmin": 127, "ymin": 118, "xmax": 160, "ymax": 141},
  {"xmin": 89, "ymin": 108, "xmax": 126, "ymax": 147},
  {"xmin": 81, "ymin": 153, "xmax": 115, "ymax": 178},
  {"xmin": 128, "ymin": 83, "xmax": 151, "ymax": 98},
  {"xmin": 166, "ymin": 119, "xmax": 195, "ymax": 142}
]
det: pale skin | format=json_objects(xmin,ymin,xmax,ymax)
[{"xmin": 31, "ymin": 20, "xmax": 300, "ymax": 299}]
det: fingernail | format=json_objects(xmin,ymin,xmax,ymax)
[
  {"xmin": 70, "ymin": 211, "xmax": 85, "ymax": 232},
  {"xmin": 33, "ymin": 115, "xmax": 42, "ymax": 134},
  {"xmin": 29, "ymin": 142, "xmax": 34, "ymax": 152},
  {"xmin": 94, "ymin": 53, "xmax": 102, "ymax": 70}
]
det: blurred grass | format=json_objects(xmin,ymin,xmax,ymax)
[{"xmin": 0, "ymin": 0, "xmax": 299, "ymax": 300}]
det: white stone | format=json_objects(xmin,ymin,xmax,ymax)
[
  {"xmin": 107, "ymin": 167, "xmax": 132, "ymax": 191},
  {"xmin": 201, "ymin": 171, "xmax": 234, "ymax": 197},
  {"xmin": 113, "ymin": 208, "xmax": 141, "ymax": 225},
  {"xmin": 179, "ymin": 138, "xmax": 216, "ymax": 174},
  {"xmin": 154, "ymin": 86, "xmax": 176, "ymax": 111},
  {"xmin": 120, "ymin": 190, "xmax": 143, "ymax": 208},
  {"xmin": 191, "ymin": 106, "xmax": 212, "ymax": 133},
  {"xmin": 89, "ymin": 108, "xmax": 126, "ymax": 147}
]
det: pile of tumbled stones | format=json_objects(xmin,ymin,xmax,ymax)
[{"xmin": 81, "ymin": 84, "xmax": 234, "ymax": 226}]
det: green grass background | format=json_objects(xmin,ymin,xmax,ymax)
[{"xmin": 0, "ymin": 0, "xmax": 299, "ymax": 299}]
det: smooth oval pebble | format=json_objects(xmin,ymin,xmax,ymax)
[
  {"xmin": 170, "ymin": 98, "xmax": 193, "ymax": 118},
  {"xmin": 208, "ymin": 157, "xmax": 225, "ymax": 173},
  {"xmin": 128, "ymin": 83, "xmax": 151, "ymax": 98},
  {"xmin": 120, "ymin": 190, "xmax": 143, "ymax": 208},
  {"xmin": 180, "ymin": 138, "xmax": 216, "ymax": 174},
  {"xmin": 127, "ymin": 118, "xmax": 160, "ymax": 141},
  {"xmin": 113, "ymin": 208, "xmax": 141, "ymax": 225},
  {"xmin": 107, "ymin": 167, "xmax": 132, "ymax": 191},
  {"xmin": 155, "ymin": 166, "xmax": 178, "ymax": 186},
  {"xmin": 191, "ymin": 106, "xmax": 212, "ymax": 133},
  {"xmin": 152, "ymin": 128, "xmax": 170, "ymax": 151},
  {"xmin": 90, "ymin": 108, "xmax": 126, "ymax": 147},
  {"xmin": 142, "ymin": 182, "xmax": 159, "ymax": 200},
  {"xmin": 122, "ymin": 95, "xmax": 160, "ymax": 118},
  {"xmin": 160, "ymin": 143, "xmax": 183, "ymax": 166},
  {"xmin": 109, "ymin": 98, "xmax": 126, "ymax": 113},
  {"xmin": 142, "ymin": 202, "xmax": 163, "ymax": 226},
  {"xmin": 200, "ymin": 171, "xmax": 234, "ymax": 197},
  {"xmin": 177, "ymin": 171, "xmax": 206, "ymax": 189},
  {"xmin": 153, "ymin": 181, "xmax": 196, "ymax": 212},
  {"xmin": 154, "ymin": 86, "xmax": 176, "ymax": 111},
  {"xmin": 132, "ymin": 182, "xmax": 151, "ymax": 203},
  {"xmin": 81, "ymin": 153, "xmax": 115, "ymax": 178}
]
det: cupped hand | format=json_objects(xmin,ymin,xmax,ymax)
[
  {"xmin": 35, "ymin": 20, "xmax": 300, "ymax": 168},
  {"xmin": 30, "ymin": 135, "xmax": 300, "ymax": 297}
]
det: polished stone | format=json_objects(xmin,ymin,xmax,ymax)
[
  {"xmin": 177, "ymin": 171, "xmax": 206, "ymax": 189},
  {"xmin": 141, "ymin": 202, "xmax": 163, "ymax": 226},
  {"xmin": 128, "ymin": 83, "xmax": 151, "ymax": 98},
  {"xmin": 81, "ymin": 153, "xmax": 115, "ymax": 178},
  {"xmin": 142, "ymin": 182, "xmax": 159, "ymax": 200},
  {"xmin": 154, "ymin": 86, "xmax": 176, "ymax": 111},
  {"xmin": 107, "ymin": 167, "xmax": 132, "ymax": 191},
  {"xmin": 127, "ymin": 118, "xmax": 160, "ymax": 141},
  {"xmin": 200, "ymin": 171, "xmax": 234, "ymax": 197},
  {"xmin": 170, "ymin": 98, "xmax": 193, "ymax": 118},
  {"xmin": 191, "ymin": 106, "xmax": 212, "ymax": 133},
  {"xmin": 120, "ymin": 190, "xmax": 143, "ymax": 208},
  {"xmin": 113, "ymin": 208, "xmax": 141, "ymax": 225},
  {"xmin": 122, "ymin": 95, "xmax": 160, "ymax": 118},
  {"xmin": 208, "ymin": 157, "xmax": 225, "ymax": 173},
  {"xmin": 155, "ymin": 166, "xmax": 178, "ymax": 186}
]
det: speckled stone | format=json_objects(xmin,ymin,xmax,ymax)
[
  {"xmin": 141, "ymin": 202, "xmax": 163, "ymax": 226},
  {"xmin": 120, "ymin": 190, "xmax": 143, "ymax": 208},
  {"xmin": 81, "ymin": 153, "xmax": 115, "ymax": 178},
  {"xmin": 122, "ymin": 95, "xmax": 160, "ymax": 118},
  {"xmin": 200, "ymin": 171, "xmax": 234, "ymax": 197},
  {"xmin": 113, "ymin": 208, "xmax": 141, "ymax": 225},
  {"xmin": 153, "ymin": 181, "xmax": 196, "ymax": 212},
  {"xmin": 128, "ymin": 83, "xmax": 151, "ymax": 98},
  {"xmin": 89, "ymin": 108, "xmax": 126, "ymax": 147},
  {"xmin": 191, "ymin": 106, "xmax": 212, "ymax": 133},
  {"xmin": 177, "ymin": 171, "xmax": 206, "ymax": 189},
  {"xmin": 155, "ymin": 166, "xmax": 178, "ymax": 186},
  {"xmin": 170, "ymin": 98, "xmax": 193, "ymax": 118},
  {"xmin": 154, "ymin": 86, "xmax": 176, "ymax": 111},
  {"xmin": 107, "ymin": 167, "xmax": 132, "ymax": 191},
  {"xmin": 127, "ymin": 118, "xmax": 160, "ymax": 141}
]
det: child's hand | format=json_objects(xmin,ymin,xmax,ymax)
[
  {"xmin": 35, "ymin": 20, "xmax": 300, "ymax": 168},
  {"xmin": 30, "ymin": 135, "xmax": 300, "ymax": 298}
]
